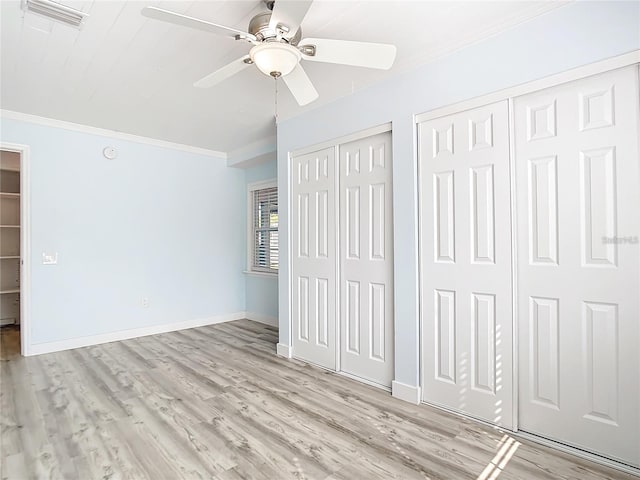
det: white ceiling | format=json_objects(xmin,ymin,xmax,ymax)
[{"xmin": 0, "ymin": 0, "xmax": 567, "ymax": 153}]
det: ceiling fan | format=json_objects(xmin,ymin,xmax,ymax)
[{"xmin": 141, "ymin": 0, "xmax": 397, "ymax": 106}]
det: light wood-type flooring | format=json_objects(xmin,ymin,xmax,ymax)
[{"xmin": 0, "ymin": 320, "xmax": 636, "ymax": 479}]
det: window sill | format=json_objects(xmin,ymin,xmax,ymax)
[{"xmin": 243, "ymin": 270, "xmax": 278, "ymax": 279}]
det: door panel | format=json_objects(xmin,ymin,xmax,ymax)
[
  {"xmin": 291, "ymin": 147, "xmax": 337, "ymax": 369},
  {"xmin": 419, "ymin": 101, "xmax": 514, "ymax": 428},
  {"xmin": 515, "ymin": 66, "xmax": 640, "ymax": 467},
  {"xmin": 339, "ymin": 131, "xmax": 394, "ymax": 387}
]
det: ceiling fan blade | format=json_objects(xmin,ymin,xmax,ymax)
[
  {"xmin": 282, "ymin": 63, "xmax": 318, "ymax": 106},
  {"xmin": 299, "ymin": 37, "xmax": 396, "ymax": 70},
  {"xmin": 194, "ymin": 56, "xmax": 252, "ymax": 88},
  {"xmin": 269, "ymin": 0, "xmax": 313, "ymax": 38},
  {"xmin": 142, "ymin": 6, "xmax": 257, "ymax": 41}
]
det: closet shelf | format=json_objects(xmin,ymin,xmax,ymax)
[{"xmin": 0, "ymin": 167, "xmax": 21, "ymax": 325}]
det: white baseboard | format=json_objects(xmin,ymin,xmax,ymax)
[
  {"xmin": 276, "ymin": 343, "xmax": 292, "ymax": 358},
  {"xmin": 27, "ymin": 312, "xmax": 246, "ymax": 356},
  {"xmin": 392, "ymin": 380, "xmax": 421, "ymax": 405},
  {"xmin": 245, "ymin": 312, "xmax": 278, "ymax": 327}
]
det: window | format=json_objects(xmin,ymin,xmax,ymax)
[{"xmin": 249, "ymin": 181, "xmax": 278, "ymax": 273}]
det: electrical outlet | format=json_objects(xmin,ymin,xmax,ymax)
[{"xmin": 141, "ymin": 297, "xmax": 149, "ymax": 308}]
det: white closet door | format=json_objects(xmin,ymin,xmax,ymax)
[
  {"xmin": 339, "ymin": 131, "xmax": 394, "ymax": 387},
  {"xmin": 515, "ymin": 67, "xmax": 640, "ymax": 466},
  {"xmin": 419, "ymin": 101, "xmax": 514, "ymax": 428},
  {"xmin": 291, "ymin": 147, "xmax": 337, "ymax": 369}
]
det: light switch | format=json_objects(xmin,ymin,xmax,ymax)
[{"xmin": 42, "ymin": 252, "xmax": 58, "ymax": 265}]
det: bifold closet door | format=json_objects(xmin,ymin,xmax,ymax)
[
  {"xmin": 339, "ymin": 131, "xmax": 394, "ymax": 387},
  {"xmin": 291, "ymin": 147, "xmax": 337, "ymax": 369},
  {"xmin": 419, "ymin": 101, "xmax": 514, "ymax": 428},
  {"xmin": 515, "ymin": 66, "xmax": 640, "ymax": 466}
]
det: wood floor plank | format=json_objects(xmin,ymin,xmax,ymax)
[
  {"xmin": 123, "ymin": 397, "xmax": 228, "ymax": 478},
  {"xmin": 224, "ymin": 381, "xmax": 431, "ymax": 480},
  {"xmin": 1, "ymin": 321, "xmax": 636, "ymax": 480},
  {"xmin": 10, "ymin": 379, "xmax": 62, "ymax": 479},
  {"xmin": 176, "ymin": 329, "xmax": 486, "ymax": 479},
  {"xmin": 1, "ymin": 452, "xmax": 28, "ymax": 480}
]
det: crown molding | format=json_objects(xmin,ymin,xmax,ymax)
[{"xmin": 1, "ymin": 109, "xmax": 227, "ymax": 159}]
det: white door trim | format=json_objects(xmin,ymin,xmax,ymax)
[
  {"xmin": 290, "ymin": 122, "xmax": 392, "ymax": 158},
  {"xmin": 415, "ymin": 50, "xmax": 640, "ymax": 124},
  {"xmin": 1, "ymin": 142, "xmax": 31, "ymax": 356}
]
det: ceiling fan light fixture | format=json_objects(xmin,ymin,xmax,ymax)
[{"xmin": 250, "ymin": 43, "xmax": 301, "ymax": 78}]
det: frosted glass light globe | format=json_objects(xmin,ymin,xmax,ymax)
[{"xmin": 250, "ymin": 43, "xmax": 301, "ymax": 77}]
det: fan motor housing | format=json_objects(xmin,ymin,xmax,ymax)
[{"xmin": 248, "ymin": 11, "xmax": 302, "ymax": 45}]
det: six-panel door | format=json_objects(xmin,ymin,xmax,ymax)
[
  {"xmin": 514, "ymin": 66, "xmax": 640, "ymax": 467},
  {"xmin": 419, "ymin": 101, "xmax": 514, "ymax": 428},
  {"xmin": 291, "ymin": 147, "xmax": 337, "ymax": 369},
  {"xmin": 339, "ymin": 131, "xmax": 394, "ymax": 387}
]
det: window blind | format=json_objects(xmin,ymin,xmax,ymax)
[{"xmin": 252, "ymin": 186, "xmax": 278, "ymax": 272}]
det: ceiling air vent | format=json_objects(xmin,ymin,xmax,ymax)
[{"xmin": 23, "ymin": 0, "xmax": 88, "ymax": 28}]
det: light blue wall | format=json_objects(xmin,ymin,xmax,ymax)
[
  {"xmin": 244, "ymin": 159, "xmax": 279, "ymax": 320},
  {"xmin": 245, "ymin": 275, "xmax": 279, "ymax": 319},
  {"xmin": 245, "ymin": 159, "xmax": 277, "ymax": 185},
  {"xmin": 1, "ymin": 118, "xmax": 247, "ymax": 345},
  {"xmin": 277, "ymin": 1, "xmax": 640, "ymax": 387}
]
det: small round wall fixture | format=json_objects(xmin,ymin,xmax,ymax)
[{"xmin": 103, "ymin": 146, "xmax": 118, "ymax": 160}]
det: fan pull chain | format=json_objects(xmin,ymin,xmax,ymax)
[{"xmin": 274, "ymin": 76, "xmax": 279, "ymax": 121}]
